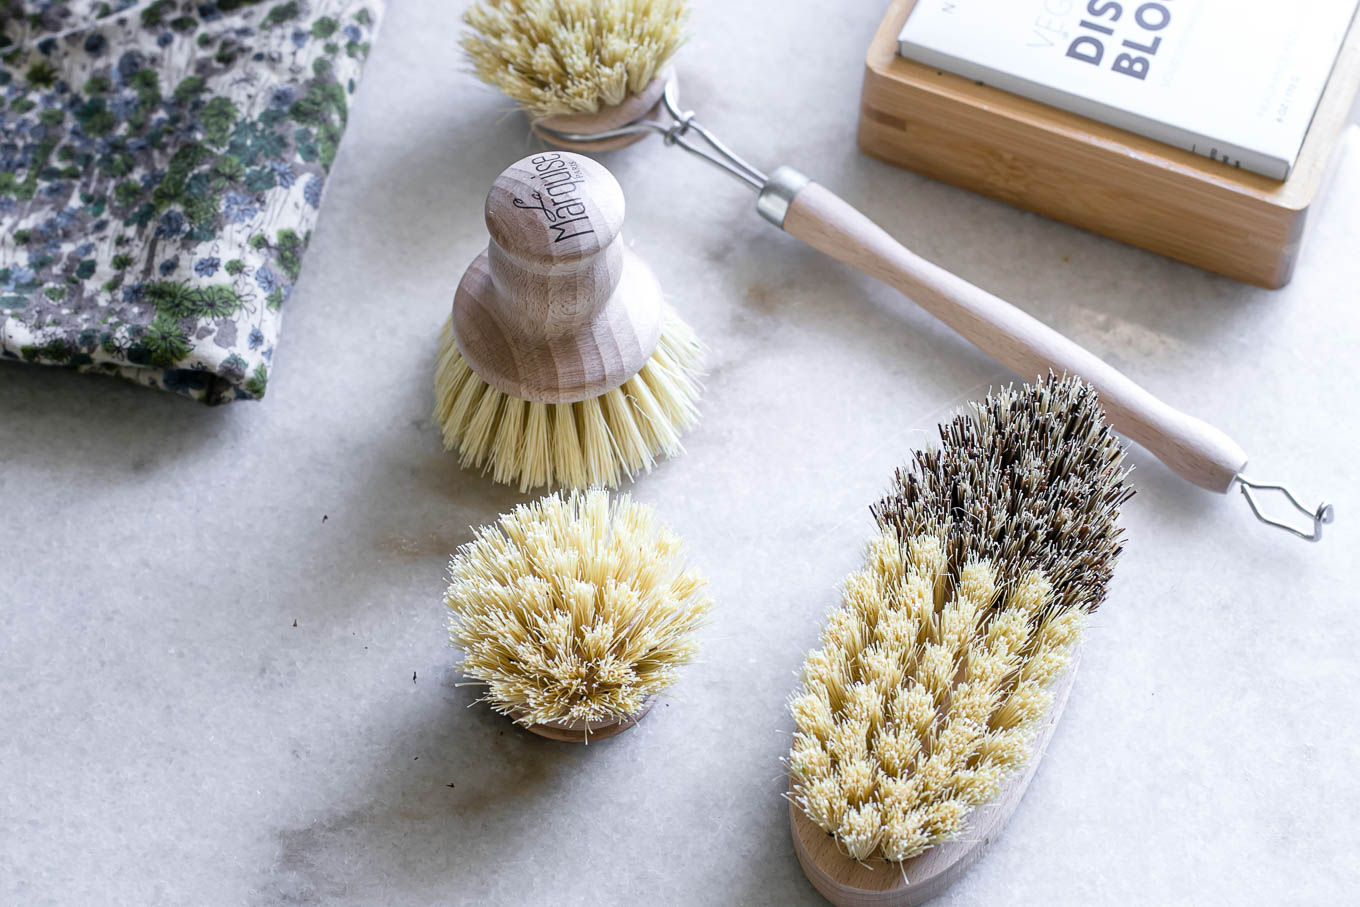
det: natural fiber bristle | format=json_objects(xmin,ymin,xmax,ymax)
[
  {"xmin": 463, "ymin": 0, "xmax": 690, "ymax": 117},
  {"xmin": 872, "ymin": 373, "xmax": 1133, "ymax": 614},
  {"xmin": 788, "ymin": 375, "xmax": 1131, "ymax": 864},
  {"xmin": 445, "ymin": 489, "xmax": 711, "ymax": 728},
  {"xmin": 434, "ymin": 307, "xmax": 703, "ymax": 491}
]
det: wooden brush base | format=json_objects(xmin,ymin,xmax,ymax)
[
  {"xmin": 522, "ymin": 697, "xmax": 656, "ymax": 743},
  {"xmin": 453, "ymin": 152, "xmax": 664, "ymax": 404},
  {"xmin": 789, "ymin": 661, "xmax": 1079, "ymax": 907},
  {"xmin": 859, "ymin": 0, "xmax": 1360, "ymax": 289}
]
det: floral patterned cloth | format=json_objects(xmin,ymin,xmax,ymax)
[{"xmin": 0, "ymin": 0, "xmax": 384, "ymax": 403}]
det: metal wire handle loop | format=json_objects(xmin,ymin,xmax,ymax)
[
  {"xmin": 1236, "ymin": 475, "xmax": 1333, "ymax": 542},
  {"xmin": 657, "ymin": 83, "xmax": 768, "ymax": 188},
  {"xmin": 538, "ymin": 82, "xmax": 768, "ymax": 189}
]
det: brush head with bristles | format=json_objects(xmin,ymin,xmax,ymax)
[
  {"xmin": 463, "ymin": 0, "xmax": 690, "ymax": 118},
  {"xmin": 788, "ymin": 374, "xmax": 1132, "ymax": 863},
  {"xmin": 445, "ymin": 489, "xmax": 711, "ymax": 730},
  {"xmin": 435, "ymin": 305, "xmax": 703, "ymax": 491}
]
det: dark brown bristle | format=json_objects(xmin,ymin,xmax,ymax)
[{"xmin": 871, "ymin": 373, "xmax": 1133, "ymax": 613}]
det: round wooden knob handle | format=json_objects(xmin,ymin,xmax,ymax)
[{"xmin": 452, "ymin": 152, "xmax": 664, "ymax": 404}]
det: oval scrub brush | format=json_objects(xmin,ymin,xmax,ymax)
[
  {"xmin": 787, "ymin": 374, "xmax": 1132, "ymax": 906},
  {"xmin": 444, "ymin": 488, "xmax": 711, "ymax": 742},
  {"xmin": 461, "ymin": 0, "xmax": 1332, "ymax": 541},
  {"xmin": 435, "ymin": 151, "xmax": 703, "ymax": 491}
]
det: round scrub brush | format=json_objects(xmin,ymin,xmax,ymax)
[
  {"xmin": 462, "ymin": 0, "xmax": 687, "ymax": 121},
  {"xmin": 444, "ymin": 489, "xmax": 711, "ymax": 742},
  {"xmin": 435, "ymin": 151, "xmax": 703, "ymax": 491},
  {"xmin": 787, "ymin": 375, "xmax": 1132, "ymax": 906}
]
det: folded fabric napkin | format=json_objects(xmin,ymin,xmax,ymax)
[{"xmin": 0, "ymin": 0, "xmax": 385, "ymax": 403}]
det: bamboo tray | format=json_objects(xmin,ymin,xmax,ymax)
[{"xmin": 859, "ymin": 0, "xmax": 1360, "ymax": 288}]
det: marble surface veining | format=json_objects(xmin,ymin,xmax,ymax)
[{"xmin": 3, "ymin": 2, "xmax": 1358, "ymax": 904}]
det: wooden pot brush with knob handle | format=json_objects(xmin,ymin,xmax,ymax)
[
  {"xmin": 462, "ymin": 0, "xmax": 1332, "ymax": 541},
  {"xmin": 435, "ymin": 150, "xmax": 703, "ymax": 491},
  {"xmin": 788, "ymin": 374, "xmax": 1131, "ymax": 905}
]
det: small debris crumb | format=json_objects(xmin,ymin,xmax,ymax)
[
  {"xmin": 322, "ymin": 515, "xmax": 328, "ymax": 523},
  {"xmin": 292, "ymin": 619, "xmax": 297, "ymax": 628},
  {"xmin": 446, "ymin": 782, "xmax": 456, "ymax": 789},
  {"xmin": 412, "ymin": 671, "xmax": 417, "ymax": 684}
]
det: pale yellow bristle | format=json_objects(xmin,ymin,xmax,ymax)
[
  {"xmin": 787, "ymin": 528, "xmax": 1086, "ymax": 863},
  {"xmin": 490, "ymin": 396, "xmax": 527, "ymax": 486},
  {"xmin": 790, "ymin": 733, "xmax": 833, "ymax": 779},
  {"xmin": 463, "ymin": 0, "xmax": 690, "ymax": 117},
  {"xmin": 446, "ymin": 489, "xmax": 710, "ymax": 728},
  {"xmin": 551, "ymin": 402, "xmax": 586, "ymax": 485},
  {"xmin": 601, "ymin": 386, "xmax": 653, "ymax": 474},
  {"xmin": 434, "ymin": 306, "xmax": 703, "ymax": 491},
  {"xmin": 521, "ymin": 401, "xmax": 553, "ymax": 489},
  {"xmin": 465, "ymin": 385, "xmax": 503, "ymax": 465},
  {"xmin": 838, "ymin": 802, "xmax": 884, "ymax": 862},
  {"xmin": 578, "ymin": 396, "xmax": 616, "ymax": 484}
]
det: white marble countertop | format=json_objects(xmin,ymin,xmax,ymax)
[{"xmin": 4, "ymin": 2, "xmax": 1359, "ymax": 904}]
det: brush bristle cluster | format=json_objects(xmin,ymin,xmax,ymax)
[
  {"xmin": 445, "ymin": 489, "xmax": 711, "ymax": 729},
  {"xmin": 434, "ymin": 308, "xmax": 703, "ymax": 491},
  {"xmin": 873, "ymin": 374, "xmax": 1133, "ymax": 616},
  {"xmin": 789, "ymin": 533, "xmax": 1084, "ymax": 863},
  {"xmin": 463, "ymin": 0, "xmax": 689, "ymax": 117},
  {"xmin": 788, "ymin": 375, "xmax": 1130, "ymax": 863}
]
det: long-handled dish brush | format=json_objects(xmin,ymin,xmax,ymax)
[
  {"xmin": 461, "ymin": 0, "xmax": 1332, "ymax": 541},
  {"xmin": 444, "ymin": 488, "xmax": 711, "ymax": 742},
  {"xmin": 435, "ymin": 151, "xmax": 703, "ymax": 491},
  {"xmin": 787, "ymin": 374, "xmax": 1132, "ymax": 906}
]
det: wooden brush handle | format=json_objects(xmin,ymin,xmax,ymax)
[
  {"xmin": 452, "ymin": 152, "xmax": 664, "ymax": 404},
  {"xmin": 775, "ymin": 176, "xmax": 1247, "ymax": 492}
]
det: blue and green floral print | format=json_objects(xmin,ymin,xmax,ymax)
[{"xmin": 0, "ymin": 0, "xmax": 385, "ymax": 403}]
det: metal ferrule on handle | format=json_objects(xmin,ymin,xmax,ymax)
[{"xmin": 756, "ymin": 166, "xmax": 811, "ymax": 228}]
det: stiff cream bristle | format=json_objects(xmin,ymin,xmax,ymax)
[
  {"xmin": 463, "ymin": 0, "xmax": 690, "ymax": 117},
  {"xmin": 788, "ymin": 375, "xmax": 1131, "ymax": 864},
  {"xmin": 445, "ymin": 489, "xmax": 711, "ymax": 728},
  {"xmin": 789, "ymin": 531, "xmax": 1081, "ymax": 863},
  {"xmin": 434, "ymin": 307, "xmax": 703, "ymax": 492}
]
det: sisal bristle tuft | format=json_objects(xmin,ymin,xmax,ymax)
[
  {"xmin": 463, "ymin": 0, "xmax": 690, "ymax": 118},
  {"xmin": 872, "ymin": 373, "xmax": 1134, "ymax": 615},
  {"xmin": 434, "ymin": 307, "xmax": 703, "ymax": 491},
  {"xmin": 788, "ymin": 375, "xmax": 1131, "ymax": 864},
  {"xmin": 445, "ymin": 489, "xmax": 711, "ymax": 728}
]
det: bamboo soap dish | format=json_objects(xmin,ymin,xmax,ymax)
[{"xmin": 859, "ymin": 0, "xmax": 1360, "ymax": 288}]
